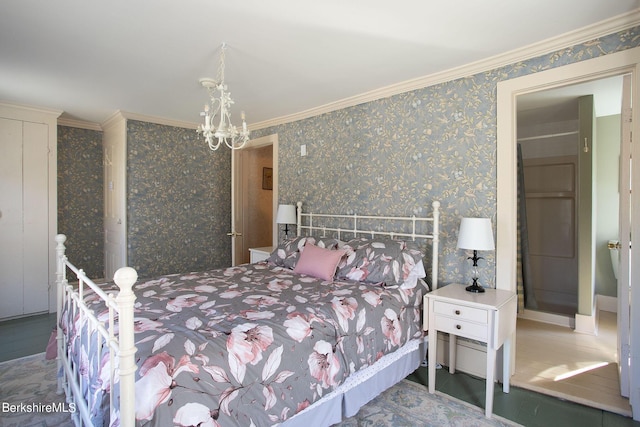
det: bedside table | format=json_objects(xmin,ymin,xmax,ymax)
[
  {"xmin": 249, "ymin": 246, "xmax": 274, "ymax": 263},
  {"xmin": 424, "ymin": 284, "xmax": 517, "ymax": 418}
]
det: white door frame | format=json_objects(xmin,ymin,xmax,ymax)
[
  {"xmin": 102, "ymin": 113, "xmax": 128, "ymax": 280},
  {"xmin": 231, "ymin": 134, "xmax": 278, "ymax": 265},
  {"xmin": 497, "ymin": 47, "xmax": 640, "ymax": 419},
  {"xmin": 619, "ymin": 73, "xmax": 632, "ymax": 398}
]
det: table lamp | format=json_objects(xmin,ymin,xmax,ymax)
[
  {"xmin": 276, "ymin": 204, "xmax": 297, "ymax": 239},
  {"xmin": 457, "ymin": 217, "xmax": 495, "ymax": 293}
]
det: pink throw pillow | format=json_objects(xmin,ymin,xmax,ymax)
[{"xmin": 293, "ymin": 243, "xmax": 345, "ymax": 281}]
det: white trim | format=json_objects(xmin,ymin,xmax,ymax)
[
  {"xmin": 0, "ymin": 101, "xmax": 62, "ymax": 123},
  {"xmin": 57, "ymin": 117, "xmax": 102, "ymax": 131},
  {"xmin": 102, "ymin": 110, "xmax": 198, "ymax": 131},
  {"xmin": 497, "ymin": 46, "xmax": 640, "ymax": 293},
  {"xmin": 252, "ymin": 10, "xmax": 640, "ymax": 131},
  {"xmin": 518, "ymin": 310, "xmax": 575, "ymax": 329},
  {"xmin": 575, "ymin": 311, "xmax": 599, "ymax": 335},
  {"xmin": 597, "ymin": 294, "xmax": 618, "ymax": 313},
  {"xmin": 497, "ymin": 46, "xmax": 640, "ymax": 421}
]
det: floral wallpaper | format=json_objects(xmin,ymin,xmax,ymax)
[
  {"xmin": 251, "ymin": 26, "xmax": 640, "ymax": 289},
  {"xmin": 56, "ymin": 26, "xmax": 640, "ymax": 286},
  {"xmin": 57, "ymin": 125, "xmax": 104, "ymax": 278},
  {"xmin": 126, "ymin": 120, "xmax": 231, "ymax": 278}
]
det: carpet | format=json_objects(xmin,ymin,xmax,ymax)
[
  {"xmin": 0, "ymin": 353, "xmax": 71, "ymax": 427},
  {"xmin": 0, "ymin": 353, "xmax": 520, "ymax": 427}
]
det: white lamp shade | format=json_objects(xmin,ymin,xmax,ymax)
[
  {"xmin": 457, "ymin": 218, "xmax": 495, "ymax": 251},
  {"xmin": 276, "ymin": 204, "xmax": 296, "ymax": 225}
]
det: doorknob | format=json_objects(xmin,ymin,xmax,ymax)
[
  {"xmin": 608, "ymin": 241, "xmax": 622, "ymax": 250},
  {"xmin": 227, "ymin": 232, "xmax": 243, "ymax": 237}
]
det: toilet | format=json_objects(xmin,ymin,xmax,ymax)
[{"xmin": 608, "ymin": 240, "xmax": 620, "ymax": 280}]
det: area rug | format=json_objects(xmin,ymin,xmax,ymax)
[
  {"xmin": 0, "ymin": 353, "xmax": 70, "ymax": 427},
  {"xmin": 0, "ymin": 353, "xmax": 520, "ymax": 427}
]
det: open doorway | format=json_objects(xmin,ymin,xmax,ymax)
[
  {"xmin": 516, "ymin": 77, "xmax": 622, "ymax": 320},
  {"xmin": 496, "ymin": 48, "xmax": 640, "ymax": 419},
  {"xmin": 231, "ymin": 134, "xmax": 279, "ymax": 265},
  {"xmin": 512, "ymin": 76, "xmax": 627, "ymax": 413}
]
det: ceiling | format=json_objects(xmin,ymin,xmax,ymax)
[{"xmin": 1, "ymin": 1, "xmax": 639, "ymax": 129}]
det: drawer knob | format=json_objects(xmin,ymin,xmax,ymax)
[
  {"xmin": 456, "ymin": 324, "xmax": 462, "ymax": 330},
  {"xmin": 455, "ymin": 310, "xmax": 461, "ymax": 315}
]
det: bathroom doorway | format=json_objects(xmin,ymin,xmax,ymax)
[
  {"xmin": 496, "ymin": 49, "xmax": 639, "ymax": 415},
  {"xmin": 514, "ymin": 76, "xmax": 626, "ymax": 405},
  {"xmin": 517, "ymin": 81, "xmax": 622, "ymax": 320}
]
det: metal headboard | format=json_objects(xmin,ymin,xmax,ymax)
[{"xmin": 295, "ymin": 201, "xmax": 440, "ymax": 289}]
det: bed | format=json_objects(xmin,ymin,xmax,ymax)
[{"xmin": 55, "ymin": 201, "xmax": 440, "ymax": 427}]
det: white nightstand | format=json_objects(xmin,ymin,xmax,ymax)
[
  {"xmin": 249, "ymin": 246, "xmax": 275, "ymax": 263},
  {"xmin": 424, "ymin": 284, "xmax": 517, "ymax": 418}
]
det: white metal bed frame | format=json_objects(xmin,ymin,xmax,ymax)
[
  {"xmin": 54, "ymin": 201, "xmax": 440, "ymax": 427},
  {"xmin": 55, "ymin": 235, "xmax": 138, "ymax": 426},
  {"xmin": 296, "ymin": 200, "xmax": 440, "ymax": 291}
]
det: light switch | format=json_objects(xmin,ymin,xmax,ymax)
[{"xmin": 301, "ymin": 144, "xmax": 307, "ymax": 156}]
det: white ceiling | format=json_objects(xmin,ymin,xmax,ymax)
[{"xmin": 1, "ymin": 0, "xmax": 639, "ymax": 128}]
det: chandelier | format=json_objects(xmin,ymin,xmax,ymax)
[{"xmin": 197, "ymin": 43, "xmax": 250, "ymax": 150}]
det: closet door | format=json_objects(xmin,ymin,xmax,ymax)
[
  {"xmin": 0, "ymin": 118, "xmax": 49, "ymax": 318},
  {"xmin": 0, "ymin": 118, "xmax": 25, "ymax": 318},
  {"xmin": 22, "ymin": 121, "xmax": 49, "ymax": 314}
]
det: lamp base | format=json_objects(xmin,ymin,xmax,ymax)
[{"xmin": 465, "ymin": 283, "xmax": 485, "ymax": 293}]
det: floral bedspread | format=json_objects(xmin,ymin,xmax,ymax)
[{"xmin": 64, "ymin": 262, "xmax": 428, "ymax": 427}]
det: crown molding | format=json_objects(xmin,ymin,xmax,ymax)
[
  {"xmin": 57, "ymin": 117, "xmax": 102, "ymax": 131},
  {"xmin": 0, "ymin": 101, "xmax": 62, "ymax": 122},
  {"xmin": 101, "ymin": 110, "xmax": 128, "ymax": 131},
  {"xmin": 115, "ymin": 111, "xmax": 198, "ymax": 130},
  {"xmin": 252, "ymin": 9, "xmax": 640, "ymax": 130}
]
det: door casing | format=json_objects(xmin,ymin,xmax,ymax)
[
  {"xmin": 231, "ymin": 134, "xmax": 279, "ymax": 265},
  {"xmin": 497, "ymin": 46, "xmax": 640, "ymax": 419}
]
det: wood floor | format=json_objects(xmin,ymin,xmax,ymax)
[{"xmin": 512, "ymin": 310, "xmax": 632, "ymax": 417}]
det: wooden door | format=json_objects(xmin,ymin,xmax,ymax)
[{"xmin": 231, "ymin": 134, "xmax": 278, "ymax": 265}]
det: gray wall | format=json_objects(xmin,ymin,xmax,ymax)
[
  {"xmin": 57, "ymin": 125, "xmax": 104, "ymax": 278},
  {"xmin": 252, "ymin": 26, "xmax": 640, "ymax": 288},
  {"xmin": 126, "ymin": 120, "xmax": 232, "ymax": 278},
  {"xmin": 595, "ymin": 114, "xmax": 622, "ymax": 297}
]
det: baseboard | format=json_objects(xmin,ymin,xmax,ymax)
[
  {"xmin": 518, "ymin": 309, "xmax": 574, "ymax": 328},
  {"xmin": 574, "ymin": 297, "xmax": 599, "ymax": 335},
  {"xmin": 574, "ymin": 311, "xmax": 599, "ymax": 335},
  {"xmin": 596, "ymin": 294, "xmax": 617, "ymax": 313},
  {"xmin": 435, "ymin": 332, "xmax": 488, "ymax": 380}
]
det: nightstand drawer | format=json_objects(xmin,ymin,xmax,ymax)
[
  {"xmin": 434, "ymin": 315, "xmax": 488, "ymax": 341},
  {"xmin": 433, "ymin": 300, "xmax": 488, "ymax": 324}
]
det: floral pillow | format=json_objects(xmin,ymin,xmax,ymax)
[
  {"xmin": 306, "ymin": 236, "xmax": 341, "ymax": 250},
  {"xmin": 336, "ymin": 238, "xmax": 425, "ymax": 287},
  {"xmin": 267, "ymin": 236, "xmax": 308, "ymax": 269},
  {"xmin": 267, "ymin": 236, "xmax": 342, "ymax": 270}
]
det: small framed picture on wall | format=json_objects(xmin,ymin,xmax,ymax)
[{"xmin": 262, "ymin": 167, "xmax": 273, "ymax": 190}]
